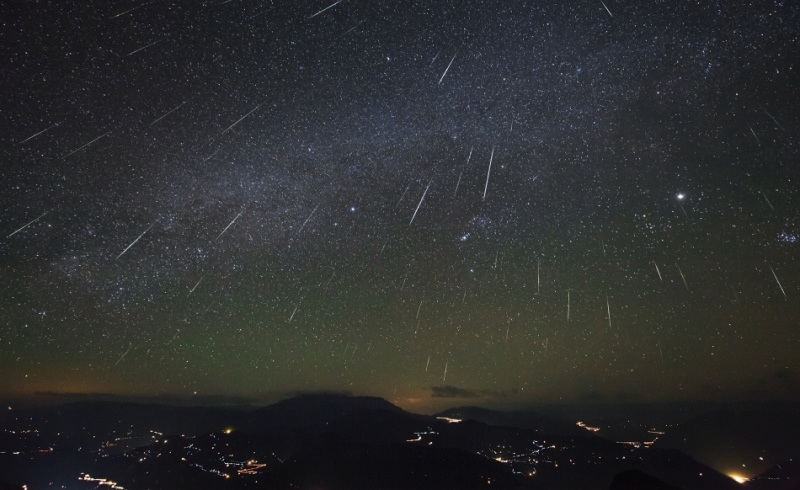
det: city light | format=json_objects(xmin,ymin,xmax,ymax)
[
  {"xmin": 728, "ymin": 473, "xmax": 748, "ymax": 484},
  {"xmin": 576, "ymin": 421, "xmax": 600, "ymax": 432}
]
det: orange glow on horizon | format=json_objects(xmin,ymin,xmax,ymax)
[{"xmin": 728, "ymin": 473, "xmax": 748, "ymax": 484}]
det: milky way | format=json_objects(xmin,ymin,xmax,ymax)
[{"xmin": 1, "ymin": 0, "xmax": 798, "ymax": 411}]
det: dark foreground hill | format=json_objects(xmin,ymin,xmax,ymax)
[
  {"xmin": 745, "ymin": 459, "xmax": 800, "ymax": 490},
  {"xmin": 653, "ymin": 407, "xmax": 800, "ymax": 477},
  {"xmin": 0, "ymin": 394, "xmax": 754, "ymax": 490},
  {"xmin": 608, "ymin": 470, "xmax": 681, "ymax": 490}
]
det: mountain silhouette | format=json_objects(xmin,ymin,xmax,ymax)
[
  {"xmin": 745, "ymin": 459, "xmax": 800, "ymax": 490},
  {"xmin": 609, "ymin": 469, "xmax": 682, "ymax": 490},
  {"xmin": 0, "ymin": 394, "xmax": 759, "ymax": 489},
  {"xmin": 435, "ymin": 405, "xmax": 586, "ymax": 436}
]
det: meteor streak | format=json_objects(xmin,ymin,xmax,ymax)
[
  {"xmin": 6, "ymin": 211, "xmax": 47, "ymax": 238},
  {"xmin": 116, "ymin": 221, "xmax": 157, "ymax": 259},
  {"xmin": 216, "ymin": 207, "xmax": 246, "ymax": 241},
  {"xmin": 409, "ymin": 179, "xmax": 433, "ymax": 225},
  {"xmin": 438, "ymin": 53, "xmax": 457, "ymax": 85},
  {"xmin": 309, "ymin": 0, "xmax": 343, "ymax": 19},
  {"xmin": 482, "ymin": 147, "xmax": 494, "ymax": 201}
]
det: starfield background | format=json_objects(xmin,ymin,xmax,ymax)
[{"xmin": 1, "ymin": 0, "xmax": 799, "ymax": 488}]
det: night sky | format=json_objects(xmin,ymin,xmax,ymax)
[{"xmin": 1, "ymin": 0, "xmax": 798, "ymax": 413}]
